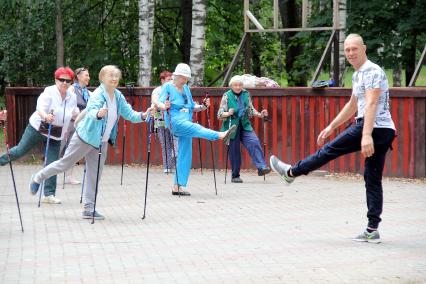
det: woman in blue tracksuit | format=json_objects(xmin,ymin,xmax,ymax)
[
  {"xmin": 30, "ymin": 65, "xmax": 152, "ymax": 220},
  {"xmin": 157, "ymin": 63, "xmax": 236, "ymax": 196}
]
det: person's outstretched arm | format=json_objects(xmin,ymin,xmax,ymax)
[{"xmin": 317, "ymin": 94, "xmax": 358, "ymax": 146}]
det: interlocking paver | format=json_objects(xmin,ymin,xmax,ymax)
[{"xmin": 1, "ymin": 164, "xmax": 425, "ymax": 283}]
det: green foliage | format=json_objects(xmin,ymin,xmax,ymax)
[
  {"xmin": 0, "ymin": 1, "xmax": 57, "ymax": 86},
  {"xmin": 347, "ymin": 0, "xmax": 426, "ymax": 73},
  {"xmin": 0, "ymin": 0, "xmax": 424, "ymax": 91}
]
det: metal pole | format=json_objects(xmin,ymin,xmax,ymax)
[
  {"xmin": 142, "ymin": 118, "xmax": 153, "ymax": 219},
  {"xmin": 3, "ymin": 124, "xmax": 24, "ymax": 232},
  {"xmin": 196, "ymin": 111, "xmax": 203, "ymax": 174},
  {"xmin": 38, "ymin": 120, "xmax": 53, "ymax": 207},
  {"xmin": 205, "ymin": 93, "xmax": 217, "ymax": 195},
  {"xmin": 167, "ymin": 93, "xmax": 180, "ymax": 195},
  {"xmin": 120, "ymin": 119, "xmax": 126, "ymax": 185},
  {"xmin": 224, "ymin": 117, "xmax": 232, "ymax": 184}
]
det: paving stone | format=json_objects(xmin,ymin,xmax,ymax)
[{"xmin": 1, "ymin": 164, "xmax": 425, "ymax": 283}]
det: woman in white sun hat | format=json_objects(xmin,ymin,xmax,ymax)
[{"xmin": 156, "ymin": 63, "xmax": 236, "ymax": 196}]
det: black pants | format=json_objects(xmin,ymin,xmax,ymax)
[{"xmin": 291, "ymin": 121, "xmax": 395, "ymax": 229}]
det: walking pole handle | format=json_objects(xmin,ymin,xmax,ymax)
[{"xmin": 204, "ymin": 93, "xmax": 212, "ymax": 129}]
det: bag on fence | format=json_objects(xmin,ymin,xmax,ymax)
[{"xmin": 39, "ymin": 121, "xmax": 63, "ymax": 139}]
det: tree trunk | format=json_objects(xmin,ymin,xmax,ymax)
[
  {"xmin": 55, "ymin": 0, "xmax": 64, "ymax": 67},
  {"xmin": 393, "ymin": 65, "xmax": 402, "ymax": 87},
  {"xmin": 279, "ymin": 0, "xmax": 305, "ymax": 86},
  {"xmin": 331, "ymin": 0, "xmax": 346, "ymax": 86},
  {"xmin": 189, "ymin": 0, "xmax": 207, "ymax": 86},
  {"xmin": 252, "ymin": 45, "xmax": 261, "ymax": 77},
  {"xmin": 244, "ymin": 33, "xmax": 252, "ymax": 74},
  {"xmin": 319, "ymin": 0, "xmax": 326, "ymax": 11},
  {"xmin": 138, "ymin": 0, "xmax": 155, "ymax": 86},
  {"xmin": 181, "ymin": 0, "xmax": 192, "ymax": 63},
  {"xmin": 404, "ymin": 0, "xmax": 417, "ymax": 86},
  {"xmin": 405, "ymin": 34, "xmax": 417, "ymax": 86}
]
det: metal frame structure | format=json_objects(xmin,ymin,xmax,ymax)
[{"xmin": 221, "ymin": 0, "xmax": 343, "ymax": 87}]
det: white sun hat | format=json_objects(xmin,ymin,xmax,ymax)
[{"xmin": 173, "ymin": 63, "xmax": 192, "ymax": 79}]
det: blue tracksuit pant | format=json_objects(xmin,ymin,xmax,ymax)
[
  {"xmin": 229, "ymin": 122, "xmax": 267, "ymax": 178},
  {"xmin": 171, "ymin": 115, "xmax": 219, "ymax": 187}
]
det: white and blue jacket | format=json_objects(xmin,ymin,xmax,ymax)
[{"xmin": 76, "ymin": 84, "xmax": 143, "ymax": 148}]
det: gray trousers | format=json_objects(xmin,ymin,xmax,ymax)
[{"xmin": 34, "ymin": 133, "xmax": 107, "ymax": 211}]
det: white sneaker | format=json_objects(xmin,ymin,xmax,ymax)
[
  {"xmin": 270, "ymin": 155, "xmax": 295, "ymax": 184},
  {"xmin": 65, "ymin": 176, "xmax": 81, "ymax": 185},
  {"xmin": 41, "ymin": 195, "xmax": 62, "ymax": 204}
]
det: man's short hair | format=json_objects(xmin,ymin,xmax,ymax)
[{"xmin": 345, "ymin": 34, "xmax": 364, "ymax": 45}]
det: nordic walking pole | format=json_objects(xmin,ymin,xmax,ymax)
[
  {"xmin": 262, "ymin": 116, "xmax": 271, "ymax": 181},
  {"xmin": 62, "ymin": 172, "xmax": 65, "ymax": 189},
  {"xmin": 161, "ymin": 111, "xmax": 169, "ymax": 175},
  {"xmin": 62, "ymin": 134, "xmax": 69, "ymax": 189},
  {"xmin": 3, "ymin": 123, "xmax": 24, "ymax": 232},
  {"xmin": 224, "ymin": 116, "xmax": 231, "ymax": 184},
  {"xmin": 120, "ymin": 119, "xmax": 126, "ymax": 185},
  {"xmin": 38, "ymin": 111, "xmax": 54, "ymax": 207},
  {"xmin": 92, "ymin": 121, "xmax": 105, "ymax": 225},
  {"xmin": 121, "ymin": 83, "xmax": 134, "ymax": 184},
  {"xmin": 204, "ymin": 93, "xmax": 217, "ymax": 195},
  {"xmin": 142, "ymin": 117, "xmax": 153, "ymax": 219},
  {"xmin": 79, "ymin": 164, "xmax": 86, "ymax": 203},
  {"xmin": 166, "ymin": 93, "xmax": 180, "ymax": 196},
  {"xmin": 195, "ymin": 111, "xmax": 203, "ymax": 174}
]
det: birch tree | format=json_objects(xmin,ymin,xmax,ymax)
[
  {"xmin": 189, "ymin": 0, "xmax": 207, "ymax": 86},
  {"xmin": 338, "ymin": 0, "xmax": 346, "ymax": 86},
  {"xmin": 330, "ymin": 0, "xmax": 346, "ymax": 86},
  {"xmin": 138, "ymin": 0, "xmax": 155, "ymax": 86},
  {"xmin": 55, "ymin": 0, "xmax": 64, "ymax": 67}
]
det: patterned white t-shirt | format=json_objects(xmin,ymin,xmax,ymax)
[{"xmin": 352, "ymin": 60, "xmax": 395, "ymax": 130}]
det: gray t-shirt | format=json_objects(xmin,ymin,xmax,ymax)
[{"xmin": 352, "ymin": 60, "xmax": 395, "ymax": 130}]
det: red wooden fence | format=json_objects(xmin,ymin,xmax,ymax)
[{"xmin": 5, "ymin": 87, "xmax": 426, "ymax": 178}]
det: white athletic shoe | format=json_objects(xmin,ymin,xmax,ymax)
[
  {"xmin": 270, "ymin": 155, "xmax": 295, "ymax": 185},
  {"xmin": 41, "ymin": 195, "xmax": 62, "ymax": 204}
]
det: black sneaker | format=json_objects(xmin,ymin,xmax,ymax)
[
  {"xmin": 172, "ymin": 190, "xmax": 191, "ymax": 196},
  {"xmin": 258, "ymin": 167, "xmax": 271, "ymax": 176}
]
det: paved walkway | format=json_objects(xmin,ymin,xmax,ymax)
[{"xmin": 1, "ymin": 164, "xmax": 425, "ymax": 283}]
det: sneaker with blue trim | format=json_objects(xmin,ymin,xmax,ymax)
[
  {"xmin": 269, "ymin": 155, "xmax": 295, "ymax": 184},
  {"xmin": 353, "ymin": 230, "xmax": 381, "ymax": 243},
  {"xmin": 29, "ymin": 175, "xmax": 40, "ymax": 195},
  {"xmin": 82, "ymin": 210, "xmax": 105, "ymax": 220}
]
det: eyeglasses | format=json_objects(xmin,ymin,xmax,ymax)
[
  {"xmin": 57, "ymin": 78, "xmax": 72, "ymax": 84},
  {"xmin": 76, "ymin": 67, "xmax": 87, "ymax": 75},
  {"xmin": 183, "ymin": 94, "xmax": 188, "ymax": 105}
]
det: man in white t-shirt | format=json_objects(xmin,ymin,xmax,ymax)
[{"xmin": 270, "ymin": 34, "xmax": 396, "ymax": 243}]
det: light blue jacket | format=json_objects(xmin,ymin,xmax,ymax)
[{"xmin": 76, "ymin": 84, "xmax": 143, "ymax": 148}]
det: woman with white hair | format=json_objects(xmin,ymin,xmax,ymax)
[
  {"xmin": 30, "ymin": 65, "xmax": 152, "ymax": 220},
  {"xmin": 217, "ymin": 75, "xmax": 271, "ymax": 183},
  {"xmin": 157, "ymin": 63, "xmax": 237, "ymax": 196}
]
